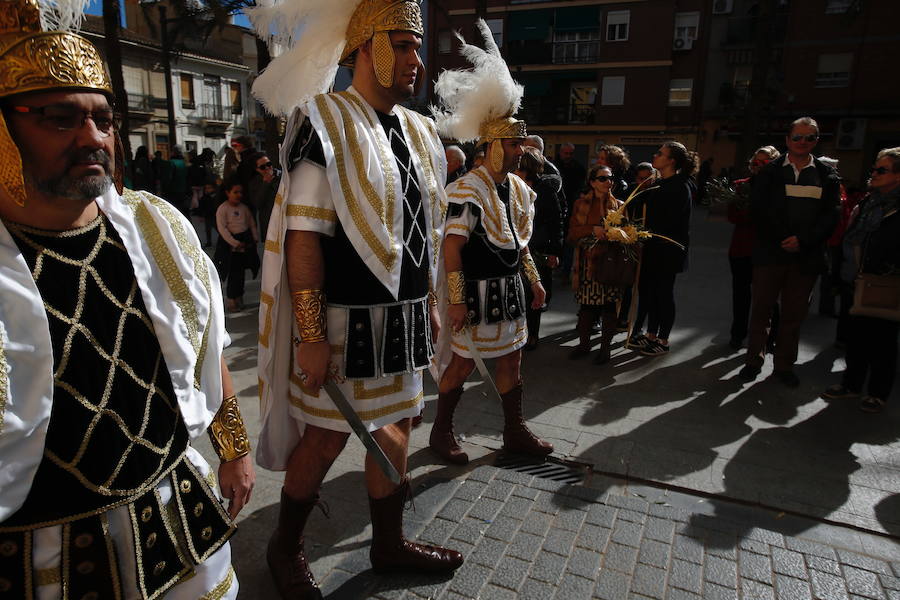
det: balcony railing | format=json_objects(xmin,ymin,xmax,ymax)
[
  {"xmin": 506, "ymin": 41, "xmax": 601, "ymax": 66},
  {"xmin": 127, "ymin": 93, "xmax": 155, "ymax": 113},
  {"xmin": 519, "ymin": 100, "xmax": 595, "ymax": 125},
  {"xmin": 199, "ymin": 103, "xmax": 231, "ymax": 122}
]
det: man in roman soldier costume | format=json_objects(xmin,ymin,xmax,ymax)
[
  {"xmin": 0, "ymin": 0, "xmax": 255, "ymax": 598},
  {"xmin": 251, "ymin": 0, "xmax": 463, "ymax": 595},
  {"xmin": 428, "ymin": 21, "xmax": 554, "ymax": 465}
]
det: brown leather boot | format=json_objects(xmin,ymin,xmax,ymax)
[
  {"xmin": 568, "ymin": 310, "xmax": 594, "ymax": 359},
  {"xmin": 429, "ymin": 387, "xmax": 469, "ymax": 464},
  {"xmin": 501, "ymin": 384, "xmax": 553, "ymax": 456},
  {"xmin": 593, "ymin": 309, "xmax": 618, "ymax": 365},
  {"xmin": 267, "ymin": 490, "xmax": 324, "ymax": 600},
  {"xmin": 369, "ymin": 479, "xmax": 464, "ymax": 573}
]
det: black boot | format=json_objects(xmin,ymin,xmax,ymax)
[
  {"xmin": 593, "ymin": 309, "xmax": 618, "ymax": 365},
  {"xmin": 267, "ymin": 490, "xmax": 324, "ymax": 600},
  {"xmin": 429, "ymin": 387, "xmax": 469, "ymax": 464},
  {"xmin": 501, "ymin": 384, "xmax": 553, "ymax": 456},
  {"xmin": 569, "ymin": 310, "xmax": 594, "ymax": 359},
  {"xmin": 369, "ymin": 480, "xmax": 464, "ymax": 573}
]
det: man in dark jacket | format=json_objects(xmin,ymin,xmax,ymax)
[{"xmin": 739, "ymin": 117, "xmax": 840, "ymax": 387}]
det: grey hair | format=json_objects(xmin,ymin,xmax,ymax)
[
  {"xmin": 876, "ymin": 147, "xmax": 900, "ymax": 172},
  {"xmin": 524, "ymin": 135, "xmax": 545, "ymax": 153},
  {"xmin": 788, "ymin": 117, "xmax": 819, "ymax": 136},
  {"xmin": 560, "ymin": 142, "xmax": 575, "ymax": 151},
  {"xmin": 445, "ymin": 145, "xmax": 466, "ymax": 163},
  {"xmin": 754, "ymin": 145, "xmax": 781, "ymax": 160}
]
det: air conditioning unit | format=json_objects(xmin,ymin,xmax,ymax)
[
  {"xmin": 712, "ymin": 0, "xmax": 733, "ymax": 14},
  {"xmin": 673, "ymin": 37, "xmax": 694, "ymax": 51},
  {"xmin": 836, "ymin": 118, "xmax": 866, "ymax": 150}
]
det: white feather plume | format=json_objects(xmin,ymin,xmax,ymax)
[
  {"xmin": 431, "ymin": 19, "xmax": 524, "ymax": 144},
  {"xmin": 247, "ymin": 0, "xmax": 358, "ymax": 117},
  {"xmin": 37, "ymin": 0, "xmax": 90, "ymax": 32}
]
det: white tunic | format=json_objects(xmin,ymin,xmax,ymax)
[
  {"xmin": 0, "ymin": 188, "xmax": 235, "ymax": 599},
  {"xmin": 256, "ymin": 87, "xmax": 448, "ymax": 471}
]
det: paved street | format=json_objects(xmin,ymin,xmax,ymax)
[{"xmin": 193, "ymin": 209, "xmax": 900, "ymax": 598}]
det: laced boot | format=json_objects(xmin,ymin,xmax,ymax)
[
  {"xmin": 267, "ymin": 490, "xmax": 324, "ymax": 600},
  {"xmin": 501, "ymin": 384, "xmax": 553, "ymax": 456},
  {"xmin": 429, "ymin": 387, "xmax": 469, "ymax": 464},
  {"xmin": 369, "ymin": 479, "xmax": 464, "ymax": 573},
  {"xmin": 568, "ymin": 310, "xmax": 594, "ymax": 359},
  {"xmin": 593, "ymin": 309, "xmax": 618, "ymax": 365}
]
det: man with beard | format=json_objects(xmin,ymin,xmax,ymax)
[
  {"xmin": 0, "ymin": 1, "xmax": 254, "ymax": 598},
  {"xmin": 253, "ymin": 0, "xmax": 463, "ymax": 596}
]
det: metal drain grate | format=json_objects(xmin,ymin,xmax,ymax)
[{"xmin": 494, "ymin": 453, "xmax": 589, "ymax": 485}]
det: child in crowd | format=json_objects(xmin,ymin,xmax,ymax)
[{"xmin": 214, "ymin": 179, "xmax": 259, "ymax": 311}]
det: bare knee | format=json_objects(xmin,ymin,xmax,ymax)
[
  {"xmin": 303, "ymin": 425, "xmax": 350, "ymax": 463},
  {"xmin": 439, "ymin": 354, "xmax": 475, "ymax": 392}
]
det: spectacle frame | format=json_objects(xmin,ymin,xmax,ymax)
[
  {"xmin": 590, "ymin": 175, "xmax": 613, "ymax": 183},
  {"xmin": 790, "ymin": 134, "xmax": 818, "ymax": 143},
  {"xmin": 8, "ymin": 104, "xmax": 119, "ymax": 137},
  {"xmin": 870, "ymin": 166, "xmax": 891, "ymax": 175}
]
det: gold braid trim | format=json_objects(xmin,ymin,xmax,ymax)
[
  {"xmin": 292, "ymin": 289, "xmax": 327, "ymax": 343},
  {"xmin": 208, "ymin": 396, "xmax": 250, "ymax": 463},
  {"xmin": 521, "ymin": 253, "xmax": 540, "ymax": 285},
  {"xmin": 447, "ymin": 271, "xmax": 466, "ymax": 305}
]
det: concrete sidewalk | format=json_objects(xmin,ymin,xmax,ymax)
[
  {"xmin": 199, "ymin": 208, "xmax": 900, "ymax": 598},
  {"xmin": 314, "ymin": 464, "xmax": 900, "ymax": 599}
]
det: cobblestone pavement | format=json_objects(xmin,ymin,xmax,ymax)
[{"xmin": 317, "ymin": 465, "xmax": 900, "ymax": 600}]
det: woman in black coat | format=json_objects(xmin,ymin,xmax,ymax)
[
  {"xmin": 629, "ymin": 141, "xmax": 694, "ymax": 356},
  {"xmin": 515, "ymin": 147, "xmax": 565, "ymax": 350},
  {"xmin": 823, "ymin": 148, "xmax": 900, "ymax": 413}
]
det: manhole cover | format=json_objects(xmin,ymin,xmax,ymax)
[{"xmin": 494, "ymin": 453, "xmax": 590, "ymax": 485}]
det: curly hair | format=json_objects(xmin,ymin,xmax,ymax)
[{"xmin": 597, "ymin": 144, "xmax": 631, "ymax": 175}]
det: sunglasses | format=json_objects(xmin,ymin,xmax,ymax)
[
  {"xmin": 871, "ymin": 166, "xmax": 890, "ymax": 175},
  {"xmin": 8, "ymin": 104, "xmax": 119, "ymax": 137},
  {"xmin": 590, "ymin": 175, "xmax": 612, "ymax": 182},
  {"xmin": 257, "ymin": 162, "xmax": 273, "ymax": 170},
  {"xmin": 750, "ymin": 159, "xmax": 770, "ymax": 168},
  {"xmin": 790, "ymin": 134, "xmax": 818, "ymax": 143}
]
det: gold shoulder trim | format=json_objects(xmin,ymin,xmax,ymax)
[
  {"xmin": 313, "ymin": 94, "xmax": 397, "ymax": 272},
  {"xmin": 470, "ymin": 169, "xmax": 512, "ymax": 244},
  {"xmin": 285, "ymin": 205, "xmax": 337, "ymax": 222},
  {"xmin": 199, "ymin": 567, "xmax": 235, "ymax": 600}
]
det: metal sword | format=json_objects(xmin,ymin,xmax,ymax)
[
  {"xmin": 322, "ymin": 380, "xmax": 403, "ymax": 485},
  {"xmin": 459, "ymin": 328, "xmax": 504, "ymax": 404}
]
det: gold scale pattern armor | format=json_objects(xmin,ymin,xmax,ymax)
[{"xmin": 207, "ymin": 395, "xmax": 251, "ymax": 463}]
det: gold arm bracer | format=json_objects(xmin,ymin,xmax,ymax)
[
  {"xmin": 521, "ymin": 253, "xmax": 541, "ymax": 285},
  {"xmin": 447, "ymin": 271, "xmax": 466, "ymax": 305},
  {"xmin": 208, "ymin": 395, "xmax": 251, "ymax": 462},
  {"xmin": 292, "ymin": 289, "xmax": 327, "ymax": 343}
]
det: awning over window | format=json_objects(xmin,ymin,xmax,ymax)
[
  {"xmin": 509, "ymin": 9, "xmax": 552, "ymax": 41},
  {"xmin": 554, "ymin": 6, "xmax": 600, "ymax": 31}
]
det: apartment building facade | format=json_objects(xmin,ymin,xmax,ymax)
[
  {"xmin": 426, "ymin": 0, "xmax": 712, "ymax": 167},
  {"xmin": 82, "ymin": 4, "xmax": 262, "ymax": 160}
]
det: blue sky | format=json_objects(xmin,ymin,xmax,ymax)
[{"xmin": 84, "ymin": 0, "xmax": 251, "ymax": 29}]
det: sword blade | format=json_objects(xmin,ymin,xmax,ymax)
[
  {"xmin": 460, "ymin": 329, "xmax": 504, "ymax": 404},
  {"xmin": 323, "ymin": 381, "xmax": 403, "ymax": 485}
]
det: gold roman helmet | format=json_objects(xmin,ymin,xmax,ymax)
[
  {"xmin": 338, "ymin": 0, "xmax": 423, "ymax": 88},
  {"xmin": 0, "ymin": 0, "xmax": 113, "ymax": 206},
  {"xmin": 479, "ymin": 116, "xmax": 527, "ymax": 172},
  {"xmin": 432, "ymin": 19, "xmax": 527, "ymax": 173}
]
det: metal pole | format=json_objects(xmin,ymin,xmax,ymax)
[{"xmin": 159, "ymin": 4, "xmax": 177, "ymax": 154}]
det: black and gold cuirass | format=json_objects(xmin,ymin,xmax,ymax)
[{"xmin": 1, "ymin": 215, "xmax": 189, "ymax": 528}]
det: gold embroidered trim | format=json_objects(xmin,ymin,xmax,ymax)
[
  {"xmin": 447, "ymin": 271, "xmax": 466, "ymax": 305},
  {"xmin": 314, "ymin": 94, "xmax": 397, "ymax": 272},
  {"xmin": 522, "ymin": 253, "xmax": 540, "ymax": 285},
  {"xmin": 469, "ymin": 169, "xmax": 513, "ymax": 244},
  {"xmin": 445, "ymin": 223, "xmax": 470, "ymax": 235},
  {"xmin": 264, "ymin": 239, "xmax": 281, "ymax": 254},
  {"xmin": 353, "ymin": 375, "xmax": 404, "ymax": 400},
  {"xmin": 451, "ymin": 328, "xmax": 528, "ymax": 354},
  {"xmin": 290, "ymin": 389, "xmax": 423, "ymax": 420},
  {"xmin": 35, "ymin": 567, "xmax": 59, "ymax": 586},
  {"xmin": 121, "ymin": 190, "xmax": 202, "ymax": 389},
  {"xmin": 208, "ymin": 395, "xmax": 251, "ymax": 462},
  {"xmin": 199, "ymin": 567, "xmax": 235, "ymax": 600},
  {"xmin": 292, "ymin": 289, "xmax": 327, "ymax": 343},
  {"xmin": 285, "ymin": 205, "xmax": 338, "ymax": 222},
  {"xmin": 0, "ymin": 322, "xmax": 7, "ymax": 434},
  {"xmin": 473, "ymin": 323, "xmax": 502, "ymax": 343},
  {"xmin": 141, "ymin": 192, "xmax": 215, "ymax": 390},
  {"xmin": 258, "ymin": 292, "xmax": 275, "ymax": 348},
  {"xmin": 100, "ymin": 512, "xmax": 123, "ymax": 598}
]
